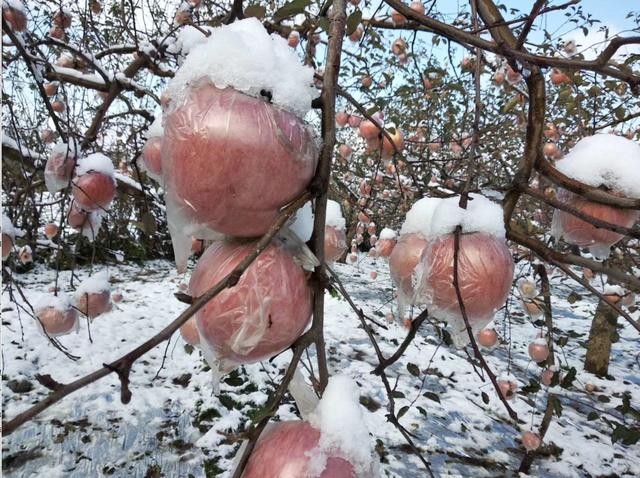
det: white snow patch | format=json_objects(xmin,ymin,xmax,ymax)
[
  {"xmin": 165, "ymin": 18, "xmax": 318, "ymax": 117},
  {"xmin": 555, "ymin": 134, "xmax": 640, "ymax": 198},
  {"xmin": 76, "ymin": 153, "xmax": 115, "ymax": 177},
  {"xmin": 74, "ymin": 270, "xmax": 111, "ymax": 296},
  {"xmin": 326, "ymin": 199, "xmax": 346, "ymax": 230},
  {"xmin": 379, "ymin": 227, "xmax": 396, "ymax": 240},
  {"xmin": 308, "ymin": 375, "xmax": 376, "ymax": 477},
  {"xmin": 428, "ymin": 194, "xmax": 506, "ymax": 239},
  {"xmin": 400, "ymin": 197, "xmax": 440, "ymax": 237}
]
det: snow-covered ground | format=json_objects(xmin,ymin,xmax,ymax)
[{"xmin": 2, "ymin": 255, "xmax": 639, "ymax": 477}]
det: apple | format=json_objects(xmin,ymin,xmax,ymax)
[
  {"xmin": 44, "ymin": 223, "xmax": 59, "ymax": 239},
  {"xmin": 191, "ymin": 241, "xmax": 312, "ymax": 367},
  {"xmin": 325, "ymin": 226, "xmax": 347, "ymax": 263},
  {"xmin": 162, "ymin": 85, "xmax": 318, "ymax": 237},
  {"xmin": 36, "ymin": 304, "xmax": 78, "ymax": 336},
  {"xmin": 180, "ymin": 318, "xmax": 200, "ymax": 345},
  {"xmin": 287, "ymin": 30, "xmax": 300, "ymax": 48},
  {"xmin": 477, "ymin": 328, "xmax": 498, "ymax": 348},
  {"xmin": 528, "ymin": 341, "xmax": 550, "ymax": 362},
  {"xmin": 72, "ymin": 172, "xmax": 116, "ymax": 211},
  {"xmin": 75, "ymin": 290, "xmax": 112, "ymax": 319},
  {"xmin": 389, "ymin": 233, "xmax": 428, "ymax": 300},
  {"xmin": 522, "ymin": 431, "xmax": 542, "ymax": 451}
]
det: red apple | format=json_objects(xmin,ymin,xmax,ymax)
[
  {"xmin": 72, "ymin": 172, "xmax": 116, "ymax": 211},
  {"xmin": 2, "ymin": 233, "xmax": 13, "ymax": 261},
  {"xmin": 242, "ymin": 421, "xmax": 356, "ymax": 478},
  {"xmin": 53, "ymin": 9, "xmax": 72, "ymax": 29},
  {"xmin": 477, "ymin": 328, "xmax": 498, "ymax": 348},
  {"xmin": 36, "ymin": 305, "xmax": 78, "ymax": 336},
  {"xmin": 391, "ymin": 10, "xmax": 406, "ymax": 25},
  {"xmin": 389, "ymin": 233, "xmax": 428, "ymax": 300},
  {"xmin": 528, "ymin": 341, "xmax": 550, "ymax": 362},
  {"xmin": 381, "ymin": 129, "xmax": 404, "ymax": 158},
  {"xmin": 348, "ymin": 25, "xmax": 364, "ymax": 43},
  {"xmin": 112, "ymin": 291, "xmax": 123, "ymax": 303},
  {"xmin": 75, "ymin": 290, "xmax": 112, "ymax": 319},
  {"xmin": 45, "ymin": 146, "xmax": 76, "ymax": 192},
  {"xmin": 325, "ymin": 226, "xmax": 347, "ymax": 263},
  {"xmin": 141, "ymin": 136, "xmax": 162, "ymax": 177},
  {"xmin": 44, "ymin": 83, "xmax": 58, "ymax": 96},
  {"xmin": 522, "ymin": 431, "xmax": 542, "ymax": 451},
  {"xmin": 410, "ymin": 1, "xmax": 425, "ymax": 15},
  {"xmin": 552, "ymin": 188, "xmax": 639, "ymax": 256},
  {"xmin": 191, "ymin": 241, "xmax": 312, "ymax": 367},
  {"xmin": 348, "ymin": 115, "xmax": 362, "ymax": 128},
  {"xmin": 44, "ymin": 223, "xmax": 59, "ymax": 239},
  {"xmin": 180, "ymin": 318, "xmax": 200, "ymax": 345},
  {"xmin": 336, "ymin": 111, "xmax": 349, "ymax": 127},
  {"xmin": 3, "ymin": 5, "xmax": 27, "ymax": 32},
  {"xmin": 162, "ymin": 85, "xmax": 317, "ymax": 237},
  {"xmin": 419, "ymin": 232, "xmax": 514, "ymax": 322},
  {"xmin": 497, "ymin": 379, "xmax": 518, "ymax": 401},
  {"xmin": 51, "ymin": 101, "xmax": 66, "ymax": 113},
  {"xmin": 376, "ymin": 238, "xmax": 396, "ymax": 257},
  {"xmin": 359, "ymin": 119, "xmax": 380, "ymax": 140},
  {"xmin": 361, "ymin": 76, "xmax": 373, "ymax": 89}
]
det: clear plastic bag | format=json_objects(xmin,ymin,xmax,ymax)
[
  {"xmin": 551, "ymin": 188, "xmax": 639, "ymax": 259},
  {"xmin": 324, "ymin": 225, "xmax": 347, "ymax": 263},
  {"xmin": 388, "ymin": 233, "xmax": 428, "ymax": 318},
  {"xmin": 44, "ymin": 142, "xmax": 77, "ymax": 193},
  {"xmin": 190, "ymin": 239, "xmax": 312, "ymax": 376},
  {"xmin": 414, "ymin": 232, "xmax": 514, "ymax": 347},
  {"xmin": 161, "ymin": 83, "xmax": 318, "ymax": 271},
  {"xmin": 34, "ymin": 294, "xmax": 79, "ymax": 337}
]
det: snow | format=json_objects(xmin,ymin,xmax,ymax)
[
  {"xmin": 35, "ymin": 292, "xmax": 73, "ymax": 311},
  {"xmin": 308, "ymin": 375, "xmax": 377, "ymax": 477},
  {"xmin": 289, "ymin": 201, "xmax": 314, "ymax": 242},
  {"xmin": 170, "ymin": 25, "xmax": 214, "ymax": 56},
  {"xmin": 74, "ymin": 270, "xmax": 111, "ymax": 296},
  {"xmin": 326, "ymin": 199, "xmax": 346, "ymax": 230},
  {"xmin": 146, "ymin": 116, "xmax": 163, "ymax": 138},
  {"xmin": 3, "ymin": 0, "xmax": 24, "ymax": 12},
  {"xmin": 531, "ymin": 337, "xmax": 548, "ymax": 346},
  {"xmin": 603, "ymin": 284, "xmax": 625, "ymax": 296},
  {"xmin": 165, "ymin": 18, "xmax": 318, "ymax": 118},
  {"xmin": 3, "ymin": 213, "xmax": 16, "ymax": 238},
  {"xmin": 75, "ymin": 153, "xmax": 115, "ymax": 177},
  {"xmin": 2, "ymin": 258, "xmax": 639, "ymax": 477},
  {"xmin": 399, "ymin": 197, "xmax": 440, "ymax": 237},
  {"xmin": 428, "ymin": 194, "xmax": 506, "ymax": 239},
  {"xmin": 555, "ymin": 134, "xmax": 640, "ymax": 198},
  {"xmin": 379, "ymin": 227, "xmax": 396, "ymax": 240}
]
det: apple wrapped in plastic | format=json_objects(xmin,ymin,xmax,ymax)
[
  {"xmin": 416, "ymin": 232, "xmax": 514, "ymax": 347},
  {"xmin": 74, "ymin": 272, "xmax": 112, "ymax": 319},
  {"xmin": 35, "ymin": 294, "xmax": 78, "ymax": 336},
  {"xmin": 45, "ymin": 142, "xmax": 77, "ymax": 193},
  {"xmin": 162, "ymin": 84, "xmax": 318, "ymax": 238},
  {"xmin": 242, "ymin": 421, "xmax": 356, "ymax": 478},
  {"xmin": 325, "ymin": 225, "xmax": 347, "ymax": 263},
  {"xmin": 389, "ymin": 233, "xmax": 428, "ymax": 315},
  {"xmin": 190, "ymin": 240, "xmax": 312, "ymax": 373},
  {"xmin": 140, "ymin": 136, "xmax": 162, "ymax": 180},
  {"xmin": 552, "ymin": 188, "xmax": 639, "ymax": 259}
]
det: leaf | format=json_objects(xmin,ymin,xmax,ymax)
[
  {"xmin": 391, "ymin": 390, "xmax": 405, "ymax": 399},
  {"xmin": 273, "ymin": 0, "xmax": 311, "ymax": 22},
  {"xmin": 397, "ymin": 406, "xmax": 410, "ymax": 419},
  {"xmin": 551, "ymin": 395, "xmax": 563, "ymax": 417},
  {"xmin": 560, "ymin": 367, "xmax": 577, "ymax": 389},
  {"xmin": 244, "ymin": 4, "xmax": 266, "ymax": 18},
  {"xmin": 417, "ymin": 406, "xmax": 427, "ymax": 416},
  {"xmin": 316, "ymin": 17, "xmax": 330, "ymax": 33},
  {"xmin": 406, "ymin": 363, "xmax": 421, "ymax": 377},
  {"xmin": 612, "ymin": 424, "xmax": 640, "ymax": 446},
  {"xmin": 346, "ymin": 10, "xmax": 362, "ymax": 35},
  {"xmin": 481, "ymin": 392, "xmax": 490, "ymax": 404},
  {"xmin": 587, "ymin": 411, "xmax": 599, "ymax": 421},
  {"xmin": 423, "ymin": 392, "xmax": 440, "ymax": 403},
  {"xmin": 567, "ymin": 291, "xmax": 581, "ymax": 304}
]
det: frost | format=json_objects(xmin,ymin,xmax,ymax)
[
  {"xmin": 326, "ymin": 199, "xmax": 346, "ymax": 230},
  {"xmin": 308, "ymin": 375, "xmax": 377, "ymax": 477},
  {"xmin": 165, "ymin": 18, "xmax": 318, "ymax": 117},
  {"xmin": 75, "ymin": 270, "xmax": 111, "ymax": 296},
  {"xmin": 555, "ymin": 134, "xmax": 640, "ymax": 198},
  {"xmin": 379, "ymin": 227, "xmax": 396, "ymax": 240},
  {"xmin": 427, "ymin": 194, "xmax": 505, "ymax": 240},
  {"xmin": 399, "ymin": 197, "xmax": 441, "ymax": 237},
  {"xmin": 76, "ymin": 153, "xmax": 115, "ymax": 177}
]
